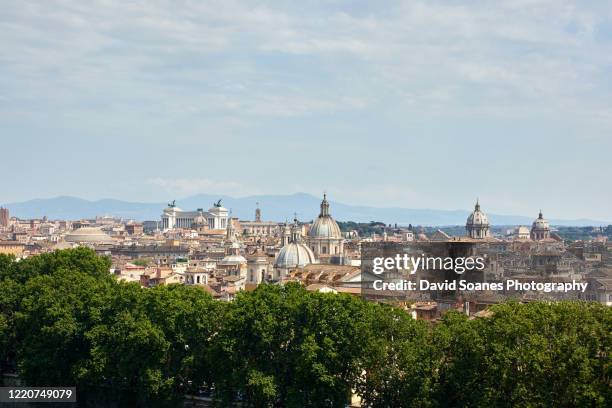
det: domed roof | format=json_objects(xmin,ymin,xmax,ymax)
[
  {"xmin": 516, "ymin": 226, "xmax": 530, "ymax": 234},
  {"xmin": 65, "ymin": 227, "xmax": 114, "ymax": 244},
  {"xmin": 466, "ymin": 200, "xmax": 489, "ymax": 226},
  {"xmin": 532, "ymin": 211, "xmax": 550, "ymax": 230},
  {"xmin": 220, "ymin": 254, "xmax": 247, "ymax": 265},
  {"xmin": 309, "ymin": 217, "xmax": 342, "ymax": 239},
  {"xmin": 308, "ymin": 193, "xmax": 342, "ymax": 239},
  {"xmin": 274, "ymin": 242, "xmax": 316, "ymax": 269}
]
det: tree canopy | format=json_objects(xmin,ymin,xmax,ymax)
[{"xmin": 0, "ymin": 249, "xmax": 610, "ymax": 407}]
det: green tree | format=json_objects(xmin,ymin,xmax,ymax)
[
  {"xmin": 15, "ymin": 267, "xmax": 114, "ymax": 386},
  {"xmin": 142, "ymin": 284, "xmax": 225, "ymax": 397},
  {"xmin": 8, "ymin": 247, "xmax": 111, "ymax": 284},
  {"xmin": 0, "ymin": 277, "xmax": 22, "ymax": 373},
  {"xmin": 212, "ymin": 283, "xmax": 367, "ymax": 407},
  {"xmin": 434, "ymin": 302, "xmax": 612, "ymax": 408},
  {"xmin": 82, "ymin": 309, "xmax": 171, "ymax": 406},
  {"xmin": 356, "ymin": 304, "xmax": 437, "ymax": 408}
]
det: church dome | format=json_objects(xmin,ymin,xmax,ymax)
[
  {"xmin": 532, "ymin": 211, "xmax": 550, "ymax": 231},
  {"xmin": 220, "ymin": 254, "xmax": 247, "ymax": 265},
  {"xmin": 274, "ymin": 242, "xmax": 316, "ymax": 269},
  {"xmin": 308, "ymin": 194, "xmax": 342, "ymax": 239},
  {"xmin": 309, "ymin": 217, "xmax": 342, "ymax": 239},
  {"xmin": 466, "ymin": 200, "xmax": 489, "ymax": 226},
  {"xmin": 517, "ymin": 226, "xmax": 530, "ymax": 235}
]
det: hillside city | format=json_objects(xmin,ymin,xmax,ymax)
[{"xmin": 0, "ymin": 194, "xmax": 610, "ymax": 315}]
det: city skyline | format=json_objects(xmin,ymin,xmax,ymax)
[
  {"xmin": 1, "ymin": 192, "xmax": 610, "ymax": 226},
  {"xmin": 2, "ymin": 1, "xmax": 612, "ymax": 220}
]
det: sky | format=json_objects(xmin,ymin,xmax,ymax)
[{"xmin": 1, "ymin": 0, "xmax": 611, "ymax": 221}]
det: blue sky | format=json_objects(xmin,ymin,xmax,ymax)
[{"xmin": 1, "ymin": 0, "xmax": 611, "ymax": 221}]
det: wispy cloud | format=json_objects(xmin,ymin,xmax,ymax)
[
  {"xmin": 1, "ymin": 1, "xmax": 612, "ymax": 219},
  {"xmin": 2, "ymin": 0, "xmax": 611, "ymax": 124}
]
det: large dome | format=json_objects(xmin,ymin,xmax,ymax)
[
  {"xmin": 65, "ymin": 227, "xmax": 114, "ymax": 244},
  {"xmin": 466, "ymin": 201, "xmax": 489, "ymax": 226},
  {"xmin": 308, "ymin": 193, "xmax": 342, "ymax": 239},
  {"xmin": 309, "ymin": 216, "xmax": 342, "ymax": 239},
  {"xmin": 274, "ymin": 242, "xmax": 316, "ymax": 269}
]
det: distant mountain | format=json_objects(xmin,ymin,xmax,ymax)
[{"xmin": 2, "ymin": 193, "xmax": 609, "ymax": 226}]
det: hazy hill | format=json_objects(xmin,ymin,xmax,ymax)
[{"xmin": 2, "ymin": 193, "xmax": 608, "ymax": 226}]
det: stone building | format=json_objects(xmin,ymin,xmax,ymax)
[
  {"xmin": 161, "ymin": 200, "xmax": 229, "ymax": 230},
  {"xmin": 240, "ymin": 203, "xmax": 280, "ymax": 236},
  {"xmin": 246, "ymin": 246, "xmax": 273, "ymax": 284}
]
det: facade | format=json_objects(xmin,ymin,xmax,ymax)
[
  {"xmin": 307, "ymin": 194, "xmax": 344, "ymax": 257},
  {"xmin": 161, "ymin": 200, "xmax": 229, "ymax": 230},
  {"xmin": 240, "ymin": 204, "xmax": 280, "ymax": 236},
  {"xmin": 0, "ymin": 241, "xmax": 25, "ymax": 256},
  {"xmin": 466, "ymin": 200, "xmax": 490, "ymax": 239},
  {"xmin": 531, "ymin": 211, "xmax": 551, "ymax": 240},
  {"xmin": 247, "ymin": 247, "xmax": 271, "ymax": 284},
  {"xmin": 184, "ymin": 269, "xmax": 209, "ymax": 285},
  {"xmin": 111, "ymin": 243, "xmax": 189, "ymax": 263}
]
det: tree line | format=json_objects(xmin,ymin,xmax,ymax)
[{"xmin": 0, "ymin": 248, "xmax": 610, "ymax": 407}]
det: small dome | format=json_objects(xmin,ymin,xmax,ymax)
[
  {"xmin": 65, "ymin": 227, "xmax": 114, "ymax": 244},
  {"xmin": 274, "ymin": 242, "xmax": 316, "ymax": 269},
  {"xmin": 466, "ymin": 201, "xmax": 489, "ymax": 226},
  {"xmin": 220, "ymin": 254, "xmax": 247, "ymax": 265},
  {"xmin": 532, "ymin": 211, "xmax": 550, "ymax": 230},
  {"xmin": 516, "ymin": 226, "xmax": 530, "ymax": 234}
]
